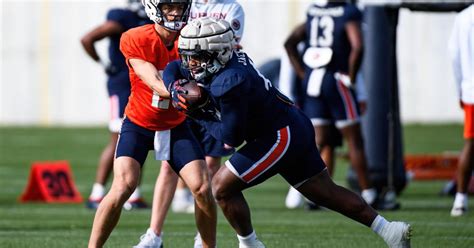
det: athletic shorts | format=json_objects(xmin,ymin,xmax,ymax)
[
  {"xmin": 303, "ymin": 71, "xmax": 361, "ymax": 129},
  {"xmin": 464, "ymin": 103, "xmax": 474, "ymax": 139},
  {"xmin": 225, "ymin": 107, "xmax": 326, "ymax": 187},
  {"xmin": 115, "ymin": 118, "xmax": 204, "ymax": 173},
  {"xmin": 107, "ymin": 71, "xmax": 131, "ymax": 133},
  {"xmin": 188, "ymin": 119, "xmax": 235, "ymax": 157}
]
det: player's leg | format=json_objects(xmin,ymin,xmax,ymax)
[
  {"xmin": 89, "ymin": 156, "xmax": 141, "ymax": 248},
  {"xmin": 169, "ymin": 122, "xmax": 216, "ymax": 248},
  {"xmin": 89, "ymin": 118, "xmax": 154, "ymax": 247},
  {"xmin": 452, "ymin": 103, "xmax": 474, "ymax": 216},
  {"xmin": 134, "ymin": 161, "xmax": 178, "ymax": 248},
  {"xmin": 179, "ymin": 160, "xmax": 216, "ymax": 248},
  {"xmin": 87, "ymin": 93, "xmax": 123, "ymax": 209},
  {"xmin": 331, "ymin": 78, "xmax": 376, "ymax": 204}
]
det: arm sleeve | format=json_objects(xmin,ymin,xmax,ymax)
[
  {"xmin": 107, "ymin": 9, "xmax": 125, "ymax": 24},
  {"xmin": 226, "ymin": 4, "xmax": 245, "ymax": 43},
  {"xmin": 120, "ymin": 31, "xmax": 147, "ymax": 65},
  {"xmin": 345, "ymin": 5, "xmax": 363, "ymax": 23},
  {"xmin": 199, "ymin": 84, "xmax": 248, "ymax": 147},
  {"xmin": 163, "ymin": 60, "xmax": 186, "ymax": 89}
]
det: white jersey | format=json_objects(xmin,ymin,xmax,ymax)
[
  {"xmin": 449, "ymin": 4, "xmax": 474, "ymax": 104},
  {"xmin": 190, "ymin": 0, "xmax": 245, "ymax": 43}
]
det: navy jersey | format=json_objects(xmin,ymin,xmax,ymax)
[
  {"xmin": 163, "ymin": 51, "xmax": 294, "ymax": 147},
  {"xmin": 107, "ymin": 8, "xmax": 152, "ymax": 73},
  {"xmin": 304, "ymin": 3, "xmax": 362, "ymax": 72}
]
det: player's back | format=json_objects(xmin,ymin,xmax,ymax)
[
  {"xmin": 107, "ymin": 8, "xmax": 153, "ymax": 72},
  {"xmin": 210, "ymin": 51, "xmax": 294, "ymax": 140},
  {"xmin": 304, "ymin": 3, "xmax": 362, "ymax": 72}
]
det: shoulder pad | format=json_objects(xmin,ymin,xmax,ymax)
[{"xmin": 210, "ymin": 70, "xmax": 245, "ymax": 97}]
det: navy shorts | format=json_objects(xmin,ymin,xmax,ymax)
[
  {"xmin": 188, "ymin": 119, "xmax": 234, "ymax": 157},
  {"xmin": 225, "ymin": 107, "xmax": 326, "ymax": 187},
  {"xmin": 303, "ymin": 71, "xmax": 361, "ymax": 128},
  {"xmin": 116, "ymin": 118, "xmax": 204, "ymax": 173}
]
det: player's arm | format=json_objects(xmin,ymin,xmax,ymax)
[
  {"xmin": 345, "ymin": 21, "xmax": 364, "ymax": 84},
  {"xmin": 129, "ymin": 58, "xmax": 171, "ymax": 98},
  {"xmin": 80, "ymin": 21, "xmax": 124, "ymax": 62},
  {"xmin": 284, "ymin": 23, "xmax": 307, "ymax": 80}
]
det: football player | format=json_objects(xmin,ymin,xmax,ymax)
[
  {"xmin": 81, "ymin": 0, "xmax": 152, "ymax": 210},
  {"xmin": 134, "ymin": 1, "xmax": 245, "ymax": 247},
  {"xmin": 284, "ymin": 0, "xmax": 377, "ymax": 206},
  {"xmin": 87, "ymin": 1, "xmax": 217, "ymax": 248},
  {"xmin": 171, "ymin": 0, "xmax": 245, "ymax": 214},
  {"xmin": 449, "ymin": 4, "xmax": 474, "ymax": 217},
  {"xmin": 165, "ymin": 17, "xmax": 411, "ymax": 248}
]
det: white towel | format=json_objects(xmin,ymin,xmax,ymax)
[
  {"xmin": 306, "ymin": 68, "xmax": 326, "ymax": 97},
  {"xmin": 154, "ymin": 130, "xmax": 171, "ymax": 161}
]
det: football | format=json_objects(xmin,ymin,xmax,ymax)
[{"xmin": 174, "ymin": 80, "xmax": 209, "ymax": 110}]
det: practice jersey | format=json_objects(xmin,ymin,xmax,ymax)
[
  {"xmin": 107, "ymin": 8, "xmax": 153, "ymax": 74},
  {"xmin": 190, "ymin": 0, "xmax": 245, "ymax": 43},
  {"xmin": 304, "ymin": 3, "xmax": 362, "ymax": 73},
  {"xmin": 120, "ymin": 24, "xmax": 185, "ymax": 131},
  {"xmin": 163, "ymin": 51, "xmax": 294, "ymax": 147}
]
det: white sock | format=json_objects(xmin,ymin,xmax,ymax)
[
  {"xmin": 147, "ymin": 228, "xmax": 161, "ymax": 238},
  {"xmin": 453, "ymin": 192, "xmax": 468, "ymax": 208},
  {"xmin": 174, "ymin": 188, "xmax": 189, "ymax": 200},
  {"xmin": 361, "ymin": 188, "xmax": 377, "ymax": 205},
  {"xmin": 370, "ymin": 215, "xmax": 388, "ymax": 235},
  {"xmin": 89, "ymin": 183, "xmax": 105, "ymax": 200},
  {"xmin": 128, "ymin": 187, "xmax": 141, "ymax": 201},
  {"xmin": 237, "ymin": 230, "xmax": 258, "ymax": 246}
]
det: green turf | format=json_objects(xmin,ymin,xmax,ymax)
[{"xmin": 0, "ymin": 124, "xmax": 473, "ymax": 247}]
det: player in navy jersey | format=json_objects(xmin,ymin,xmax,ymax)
[
  {"xmin": 81, "ymin": 0, "xmax": 152, "ymax": 210},
  {"xmin": 164, "ymin": 17, "xmax": 411, "ymax": 248},
  {"xmin": 285, "ymin": 0, "xmax": 377, "ymax": 206}
]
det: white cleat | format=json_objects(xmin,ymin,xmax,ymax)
[
  {"xmin": 239, "ymin": 239, "xmax": 266, "ymax": 248},
  {"xmin": 171, "ymin": 199, "xmax": 195, "ymax": 213},
  {"xmin": 450, "ymin": 206, "xmax": 467, "ymax": 217},
  {"xmin": 285, "ymin": 187, "xmax": 303, "ymax": 209},
  {"xmin": 381, "ymin": 222, "xmax": 412, "ymax": 248},
  {"xmin": 133, "ymin": 228, "xmax": 163, "ymax": 248}
]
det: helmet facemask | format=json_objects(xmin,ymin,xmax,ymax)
[
  {"xmin": 180, "ymin": 49, "xmax": 229, "ymax": 81},
  {"xmin": 141, "ymin": 0, "xmax": 191, "ymax": 31},
  {"xmin": 178, "ymin": 17, "xmax": 235, "ymax": 81}
]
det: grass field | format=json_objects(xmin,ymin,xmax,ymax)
[{"xmin": 0, "ymin": 124, "xmax": 473, "ymax": 247}]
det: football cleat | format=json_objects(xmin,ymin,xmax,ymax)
[
  {"xmin": 239, "ymin": 239, "xmax": 266, "ymax": 248},
  {"xmin": 85, "ymin": 198, "xmax": 103, "ymax": 209},
  {"xmin": 123, "ymin": 198, "xmax": 149, "ymax": 211},
  {"xmin": 381, "ymin": 222, "xmax": 412, "ymax": 248},
  {"xmin": 133, "ymin": 228, "xmax": 163, "ymax": 248},
  {"xmin": 450, "ymin": 206, "xmax": 467, "ymax": 217}
]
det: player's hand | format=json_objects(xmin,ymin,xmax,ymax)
[
  {"xmin": 169, "ymin": 79, "xmax": 191, "ymax": 112},
  {"xmin": 460, "ymin": 100, "xmax": 465, "ymax": 109},
  {"xmin": 335, "ymin": 72, "xmax": 352, "ymax": 88}
]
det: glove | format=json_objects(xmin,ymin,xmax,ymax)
[{"xmin": 169, "ymin": 79, "xmax": 191, "ymax": 112}]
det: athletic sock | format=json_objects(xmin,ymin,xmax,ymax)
[
  {"xmin": 453, "ymin": 192, "xmax": 468, "ymax": 208},
  {"xmin": 370, "ymin": 215, "xmax": 388, "ymax": 236},
  {"xmin": 89, "ymin": 183, "xmax": 105, "ymax": 200},
  {"xmin": 237, "ymin": 230, "xmax": 258, "ymax": 247},
  {"xmin": 128, "ymin": 187, "xmax": 142, "ymax": 201}
]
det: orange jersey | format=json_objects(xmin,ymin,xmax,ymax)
[{"xmin": 120, "ymin": 24, "xmax": 185, "ymax": 131}]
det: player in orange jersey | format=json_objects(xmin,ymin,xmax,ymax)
[{"xmin": 88, "ymin": 1, "xmax": 216, "ymax": 247}]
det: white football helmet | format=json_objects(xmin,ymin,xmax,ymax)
[
  {"xmin": 178, "ymin": 17, "xmax": 235, "ymax": 81},
  {"xmin": 141, "ymin": 0, "xmax": 191, "ymax": 31}
]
